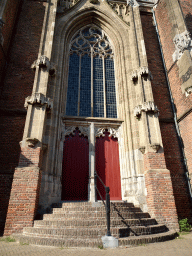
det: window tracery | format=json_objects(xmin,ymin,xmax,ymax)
[{"xmin": 65, "ymin": 25, "xmax": 117, "ymax": 119}]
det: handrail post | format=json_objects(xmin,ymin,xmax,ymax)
[{"xmin": 105, "ymin": 186, "xmax": 111, "ymax": 236}]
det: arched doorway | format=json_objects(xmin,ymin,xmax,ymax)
[
  {"xmin": 62, "ymin": 128, "xmax": 89, "ymax": 201},
  {"xmin": 96, "ymin": 130, "xmax": 122, "ymax": 200}
]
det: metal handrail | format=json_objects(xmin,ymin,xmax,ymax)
[{"xmin": 94, "ymin": 171, "xmax": 111, "ymax": 236}]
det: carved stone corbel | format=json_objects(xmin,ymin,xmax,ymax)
[
  {"xmin": 31, "ymin": 55, "xmax": 56, "ymax": 76},
  {"xmin": 90, "ymin": 0, "xmax": 99, "ymax": 4},
  {"xmin": 131, "ymin": 67, "xmax": 153, "ymax": 82},
  {"xmin": 185, "ymin": 86, "xmax": 192, "ymax": 97},
  {"xmin": 134, "ymin": 101, "xmax": 159, "ymax": 117},
  {"xmin": 24, "ymin": 93, "xmax": 53, "ymax": 110},
  {"xmin": 139, "ymin": 146, "xmax": 145, "ymax": 154},
  {"xmin": 138, "ymin": 66, "xmax": 153, "ymax": 80},
  {"xmin": 127, "ymin": 0, "xmax": 139, "ymax": 7},
  {"xmin": 172, "ymin": 30, "xmax": 192, "ymax": 62},
  {"xmin": 20, "ymin": 138, "xmax": 48, "ymax": 149},
  {"xmin": 0, "ymin": 18, "xmax": 5, "ymax": 45},
  {"xmin": 131, "ymin": 70, "xmax": 138, "ymax": 82},
  {"xmin": 150, "ymin": 143, "xmax": 160, "ymax": 153},
  {"xmin": 57, "ymin": 0, "xmax": 80, "ymax": 13},
  {"xmin": 20, "ymin": 137, "xmax": 39, "ymax": 148}
]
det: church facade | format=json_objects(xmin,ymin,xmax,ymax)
[{"xmin": 0, "ymin": 0, "xmax": 192, "ymax": 236}]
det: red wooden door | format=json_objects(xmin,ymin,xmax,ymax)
[
  {"xmin": 62, "ymin": 130, "xmax": 89, "ymax": 201},
  {"xmin": 96, "ymin": 131, "xmax": 121, "ymax": 200}
]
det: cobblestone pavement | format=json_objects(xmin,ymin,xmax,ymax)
[{"xmin": 0, "ymin": 233, "xmax": 192, "ymax": 256}]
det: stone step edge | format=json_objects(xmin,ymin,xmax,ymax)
[
  {"xmin": 27, "ymin": 224, "xmax": 165, "ymax": 231},
  {"xmin": 12, "ymin": 230, "xmax": 178, "ymax": 248},
  {"xmin": 34, "ymin": 217, "xmax": 156, "ymax": 225},
  {"xmin": 118, "ymin": 230, "xmax": 178, "ymax": 246}
]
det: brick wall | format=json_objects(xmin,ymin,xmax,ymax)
[
  {"xmin": 4, "ymin": 167, "xmax": 42, "ymax": 236},
  {"xmin": 0, "ymin": 0, "xmax": 21, "ymax": 84},
  {"xmin": 0, "ymin": 0, "xmax": 46, "ymax": 235},
  {"xmin": 141, "ymin": 10, "xmax": 192, "ymax": 223}
]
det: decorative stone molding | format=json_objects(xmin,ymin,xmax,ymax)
[
  {"xmin": 95, "ymin": 127, "xmax": 119, "ymax": 138},
  {"xmin": 150, "ymin": 143, "xmax": 160, "ymax": 152},
  {"xmin": 138, "ymin": 66, "xmax": 153, "ymax": 80},
  {"xmin": 139, "ymin": 146, "xmax": 145, "ymax": 154},
  {"xmin": 185, "ymin": 86, "xmax": 192, "ymax": 97},
  {"xmin": 31, "ymin": 55, "xmax": 56, "ymax": 76},
  {"xmin": 131, "ymin": 70, "xmax": 138, "ymax": 82},
  {"xmin": 108, "ymin": 2, "xmax": 129, "ymax": 17},
  {"xmin": 172, "ymin": 30, "xmax": 192, "ymax": 62},
  {"xmin": 127, "ymin": 0, "xmax": 139, "ymax": 7},
  {"xmin": 26, "ymin": 137, "xmax": 39, "ymax": 147},
  {"xmin": 90, "ymin": 0, "xmax": 99, "ymax": 4},
  {"xmin": 57, "ymin": 0, "xmax": 80, "ymax": 13},
  {"xmin": 64, "ymin": 126, "xmax": 89, "ymax": 138},
  {"xmin": 131, "ymin": 67, "xmax": 153, "ymax": 82},
  {"xmin": 0, "ymin": 18, "xmax": 5, "ymax": 45},
  {"xmin": 134, "ymin": 101, "xmax": 159, "ymax": 117},
  {"xmin": 139, "ymin": 143, "xmax": 160, "ymax": 154},
  {"xmin": 24, "ymin": 93, "xmax": 53, "ymax": 109},
  {"xmin": 19, "ymin": 137, "xmax": 39, "ymax": 148}
]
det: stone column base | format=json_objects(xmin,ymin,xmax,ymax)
[{"xmin": 4, "ymin": 167, "xmax": 42, "ymax": 236}]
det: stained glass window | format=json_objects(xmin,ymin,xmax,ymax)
[{"xmin": 66, "ymin": 25, "xmax": 117, "ymax": 118}]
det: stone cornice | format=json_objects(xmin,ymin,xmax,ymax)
[{"xmin": 107, "ymin": 0, "xmax": 158, "ymax": 8}]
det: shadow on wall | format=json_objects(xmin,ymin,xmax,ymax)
[{"xmin": 185, "ymin": 13, "xmax": 192, "ymax": 35}]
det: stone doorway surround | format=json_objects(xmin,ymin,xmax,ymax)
[{"xmin": 61, "ymin": 116, "xmax": 123, "ymax": 202}]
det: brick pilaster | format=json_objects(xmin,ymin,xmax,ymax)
[
  {"xmin": 144, "ymin": 152, "xmax": 179, "ymax": 231},
  {"xmin": 4, "ymin": 166, "xmax": 42, "ymax": 236}
]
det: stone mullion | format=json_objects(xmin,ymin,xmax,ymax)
[
  {"xmin": 77, "ymin": 55, "xmax": 82, "ymax": 116},
  {"xmin": 89, "ymin": 122, "xmax": 96, "ymax": 202},
  {"xmin": 91, "ymin": 48, "xmax": 94, "ymax": 117},
  {"xmin": 103, "ymin": 56, "xmax": 107, "ymax": 118}
]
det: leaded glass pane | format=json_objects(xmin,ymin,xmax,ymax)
[
  {"xmin": 80, "ymin": 54, "xmax": 91, "ymax": 117},
  {"xmin": 105, "ymin": 58, "xmax": 117, "ymax": 118},
  {"xmin": 93, "ymin": 57, "xmax": 104, "ymax": 117},
  {"xmin": 66, "ymin": 26, "xmax": 117, "ymax": 119},
  {"xmin": 66, "ymin": 54, "xmax": 79, "ymax": 116}
]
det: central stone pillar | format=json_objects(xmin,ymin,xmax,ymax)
[{"xmin": 89, "ymin": 122, "xmax": 96, "ymax": 202}]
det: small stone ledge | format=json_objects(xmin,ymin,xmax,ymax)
[
  {"xmin": 134, "ymin": 101, "xmax": 159, "ymax": 117},
  {"xmin": 31, "ymin": 55, "xmax": 56, "ymax": 76},
  {"xmin": 24, "ymin": 92, "xmax": 53, "ymax": 109},
  {"xmin": 139, "ymin": 143, "xmax": 161, "ymax": 154},
  {"xmin": 131, "ymin": 66, "xmax": 153, "ymax": 82}
]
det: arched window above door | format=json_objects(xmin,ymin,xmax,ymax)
[{"xmin": 65, "ymin": 25, "xmax": 117, "ymax": 118}]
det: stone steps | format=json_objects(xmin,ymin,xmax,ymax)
[
  {"xmin": 43, "ymin": 211, "xmax": 150, "ymax": 220},
  {"xmin": 34, "ymin": 218, "xmax": 157, "ymax": 228},
  {"xmin": 51, "ymin": 206, "xmax": 142, "ymax": 213},
  {"xmin": 12, "ymin": 201, "xmax": 178, "ymax": 248},
  {"xmin": 13, "ymin": 230, "xmax": 177, "ymax": 248},
  {"xmin": 23, "ymin": 224, "xmax": 167, "ymax": 238}
]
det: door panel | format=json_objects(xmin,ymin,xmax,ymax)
[
  {"xmin": 62, "ymin": 130, "xmax": 89, "ymax": 201},
  {"xmin": 96, "ymin": 132, "xmax": 121, "ymax": 200}
]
